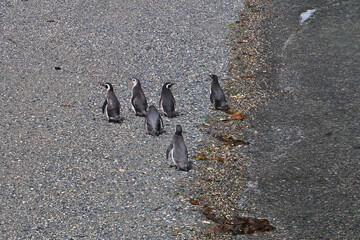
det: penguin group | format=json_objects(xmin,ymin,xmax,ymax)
[{"xmin": 101, "ymin": 75, "xmax": 229, "ymax": 172}]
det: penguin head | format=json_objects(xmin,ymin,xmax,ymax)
[
  {"xmin": 102, "ymin": 82, "xmax": 113, "ymax": 91},
  {"xmin": 148, "ymin": 105, "xmax": 157, "ymax": 111},
  {"xmin": 131, "ymin": 78, "xmax": 139, "ymax": 87},
  {"xmin": 175, "ymin": 125, "xmax": 182, "ymax": 135},
  {"xmin": 164, "ymin": 82, "xmax": 175, "ymax": 89},
  {"xmin": 209, "ymin": 74, "xmax": 218, "ymax": 81}
]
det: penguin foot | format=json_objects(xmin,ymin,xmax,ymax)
[
  {"xmin": 148, "ymin": 129, "xmax": 160, "ymax": 136},
  {"xmin": 108, "ymin": 118, "xmax": 123, "ymax": 123},
  {"xmin": 172, "ymin": 165, "xmax": 181, "ymax": 171},
  {"xmin": 215, "ymin": 105, "xmax": 230, "ymax": 112}
]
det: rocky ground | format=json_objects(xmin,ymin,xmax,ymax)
[
  {"xmin": 188, "ymin": 0, "xmax": 278, "ymax": 238},
  {"xmin": 1, "ymin": 0, "xmax": 243, "ymax": 239}
]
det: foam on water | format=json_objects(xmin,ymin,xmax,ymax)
[
  {"xmin": 283, "ymin": 33, "xmax": 295, "ymax": 49},
  {"xmin": 280, "ymin": 33, "xmax": 296, "ymax": 56},
  {"xmin": 238, "ymin": 180, "xmax": 260, "ymax": 207},
  {"xmin": 300, "ymin": 9, "xmax": 316, "ymax": 25}
]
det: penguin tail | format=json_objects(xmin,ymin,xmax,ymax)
[
  {"xmin": 166, "ymin": 112, "xmax": 175, "ymax": 118},
  {"xmin": 109, "ymin": 116, "xmax": 122, "ymax": 123},
  {"xmin": 178, "ymin": 163, "xmax": 190, "ymax": 172},
  {"xmin": 150, "ymin": 129, "xmax": 159, "ymax": 136},
  {"xmin": 178, "ymin": 166, "xmax": 190, "ymax": 172},
  {"xmin": 182, "ymin": 167, "xmax": 190, "ymax": 172}
]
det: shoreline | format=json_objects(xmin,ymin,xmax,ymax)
[
  {"xmin": 192, "ymin": 0, "xmax": 360, "ymax": 239},
  {"xmin": 190, "ymin": 0, "xmax": 278, "ymax": 238}
]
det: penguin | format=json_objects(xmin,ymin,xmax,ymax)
[
  {"xmin": 131, "ymin": 78, "xmax": 148, "ymax": 117},
  {"xmin": 101, "ymin": 82, "xmax": 121, "ymax": 122},
  {"xmin": 146, "ymin": 105, "xmax": 164, "ymax": 136},
  {"xmin": 209, "ymin": 74, "xmax": 229, "ymax": 111},
  {"xmin": 166, "ymin": 125, "xmax": 189, "ymax": 171},
  {"xmin": 159, "ymin": 82, "xmax": 176, "ymax": 118}
]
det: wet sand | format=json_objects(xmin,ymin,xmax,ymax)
[{"xmin": 193, "ymin": 0, "xmax": 360, "ymax": 238}]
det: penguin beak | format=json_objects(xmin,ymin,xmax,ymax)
[{"xmin": 100, "ymin": 83, "xmax": 106, "ymax": 87}]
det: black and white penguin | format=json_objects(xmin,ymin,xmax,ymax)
[
  {"xmin": 166, "ymin": 125, "xmax": 189, "ymax": 171},
  {"xmin": 159, "ymin": 82, "xmax": 176, "ymax": 118},
  {"xmin": 209, "ymin": 74, "xmax": 229, "ymax": 111},
  {"xmin": 101, "ymin": 82, "xmax": 121, "ymax": 122},
  {"xmin": 131, "ymin": 78, "xmax": 148, "ymax": 117},
  {"xmin": 146, "ymin": 105, "xmax": 163, "ymax": 136}
]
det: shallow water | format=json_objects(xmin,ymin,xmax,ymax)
[{"xmin": 240, "ymin": 0, "xmax": 359, "ymax": 238}]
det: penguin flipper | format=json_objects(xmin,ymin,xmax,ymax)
[
  {"xmin": 159, "ymin": 96, "xmax": 163, "ymax": 110},
  {"xmin": 166, "ymin": 144, "xmax": 173, "ymax": 160},
  {"xmin": 160, "ymin": 115, "xmax": 164, "ymax": 129},
  {"xmin": 210, "ymin": 91, "xmax": 215, "ymax": 104},
  {"xmin": 172, "ymin": 94, "xmax": 176, "ymax": 108},
  {"xmin": 133, "ymin": 98, "xmax": 147, "ymax": 116},
  {"xmin": 131, "ymin": 95, "xmax": 136, "ymax": 108},
  {"xmin": 102, "ymin": 100, "xmax": 107, "ymax": 114},
  {"xmin": 144, "ymin": 117, "xmax": 148, "ymax": 131},
  {"xmin": 131, "ymin": 96, "xmax": 141, "ymax": 114}
]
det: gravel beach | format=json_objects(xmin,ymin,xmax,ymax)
[
  {"xmin": 3, "ymin": 0, "xmax": 358, "ymax": 239},
  {"xmin": 1, "ymin": 0, "xmax": 243, "ymax": 238}
]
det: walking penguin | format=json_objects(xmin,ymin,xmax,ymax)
[
  {"xmin": 159, "ymin": 82, "xmax": 176, "ymax": 118},
  {"xmin": 209, "ymin": 74, "xmax": 229, "ymax": 111},
  {"xmin": 131, "ymin": 78, "xmax": 148, "ymax": 117},
  {"xmin": 166, "ymin": 125, "xmax": 190, "ymax": 171},
  {"xmin": 101, "ymin": 82, "xmax": 121, "ymax": 122},
  {"xmin": 146, "ymin": 105, "xmax": 163, "ymax": 136}
]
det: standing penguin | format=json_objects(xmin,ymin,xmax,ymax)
[
  {"xmin": 159, "ymin": 82, "xmax": 176, "ymax": 118},
  {"xmin": 209, "ymin": 74, "xmax": 229, "ymax": 111},
  {"xmin": 101, "ymin": 82, "xmax": 121, "ymax": 122},
  {"xmin": 131, "ymin": 78, "xmax": 148, "ymax": 117},
  {"xmin": 166, "ymin": 125, "xmax": 189, "ymax": 171},
  {"xmin": 146, "ymin": 105, "xmax": 163, "ymax": 136}
]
